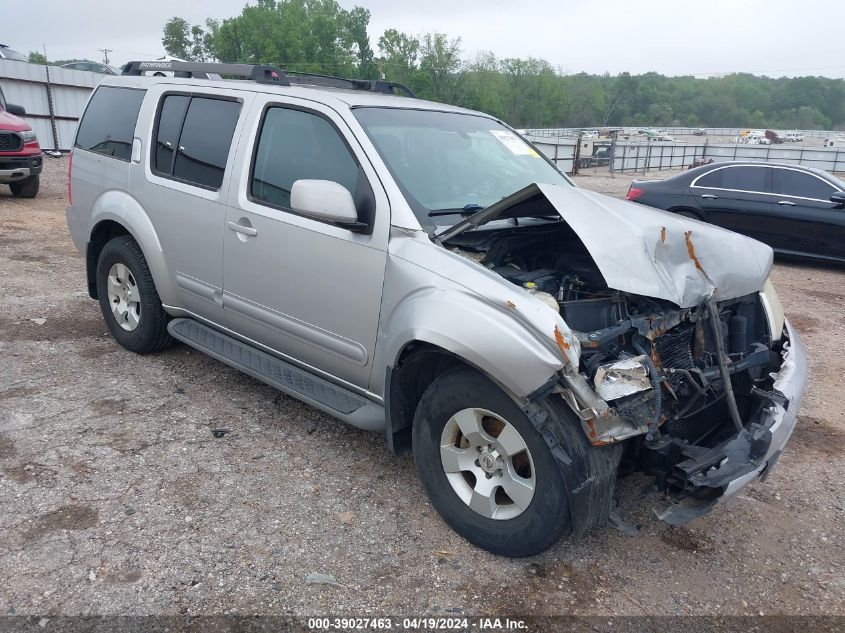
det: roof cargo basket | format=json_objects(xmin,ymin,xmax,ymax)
[
  {"xmin": 120, "ymin": 60, "xmax": 415, "ymax": 97},
  {"xmin": 121, "ymin": 61, "xmax": 288, "ymax": 85}
]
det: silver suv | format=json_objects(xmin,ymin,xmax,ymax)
[{"xmin": 66, "ymin": 62, "xmax": 807, "ymax": 557}]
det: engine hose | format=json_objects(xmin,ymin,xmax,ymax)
[{"xmin": 633, "ymin": 337, "xmax": 662, "ymax": 442}]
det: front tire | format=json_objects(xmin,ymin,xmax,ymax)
[
  {"xmin": 412, "ymin": 368, "xmax": 571, "ymax": 557},
  {"xmin": 96, "ymin": 236, "xmax": 174, "ymax": 354},
  {"xmin": 10, "ymin": 175, "xmax": 39, "ymax": 198}
]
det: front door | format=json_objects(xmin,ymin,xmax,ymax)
[
  {"xmin": 770, "ymin": 167, "xmax": 845, "ymax": 259},
  {"xmin": 222, "ymin": 97, "xmax": 389, "ymax": 389}
]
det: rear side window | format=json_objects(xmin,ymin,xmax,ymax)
[
  {"xmin": 773, "ymin": 169, "xmax": 836, "ymax": 200},
  {"xmin": 250, "ymin": 107, "xmax": 359, "ymax": 209},
  {"xmin": 694, "ymin": 169, "xmax": 722, "ymax": 188},
  {"xmin": 696, "ymin": 166, "xmax": 768, "ymax": 193},
  {"xmin": 152, "ymin": 94, "xmax": 241, "ymax": 190},
  {"xmin": 153, "ymin": 95, "xmax": 189, "ymax": 174},
  {"xmin": 75, "ymin": 86, "xmax": 145, "ymax": 161}
]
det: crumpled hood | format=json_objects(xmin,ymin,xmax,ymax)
[{"xmin": 438, "ymin": 183, "xmax": 773, "ymax": 308}]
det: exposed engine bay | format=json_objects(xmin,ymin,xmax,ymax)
[{"xmin": 447, "ymin": 221, "xmax": 788, "ymax": 517}]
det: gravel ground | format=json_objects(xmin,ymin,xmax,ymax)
[{"xmin": 1, "ymin": 159, "xmax": 843, "ymax": 622}]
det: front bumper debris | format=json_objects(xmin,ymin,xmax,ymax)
[{"xmin": 657, "ymin": 317, "xmax": 807, "ymax": 525}]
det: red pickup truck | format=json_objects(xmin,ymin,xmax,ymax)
[{"xmin": 0, "ymin": 83, "xmax": 42, "ymax": 198}]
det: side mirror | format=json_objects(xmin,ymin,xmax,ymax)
[
  {"xmin": 5, "ymin": 103, "xmax": 26, "ymax": 116},
  {"xmin": 831, "ymin": 191, "xmax": 845, "ymax": 208},
  {"xmin": 291, "ymin": 179, "xmax": 359, "ymax": 225}
]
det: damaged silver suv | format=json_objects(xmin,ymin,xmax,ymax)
[{"xmin": 66, "ymin": 61, "xmax": 806, "ymax": 557}]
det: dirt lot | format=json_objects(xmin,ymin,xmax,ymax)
[{"xmin": 1, "ymin": 159, "xmax": 843, "ymax": 621}]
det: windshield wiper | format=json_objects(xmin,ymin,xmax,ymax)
[{"xmin": 428, "ymin": 203, "xmax": 484, "ymax": 217}]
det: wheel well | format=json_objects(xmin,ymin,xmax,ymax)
[
  {"xmin": 86, "ymin": 220, "xmax": 132, "ymax": 299},
  {"xmin": 385, "ymin": 342, "xmax": 478, "ymax": 455}
]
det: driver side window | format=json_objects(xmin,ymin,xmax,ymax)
[{"xmin": 250, "ymin": 106, "xmax": 360, "ymax": 210}]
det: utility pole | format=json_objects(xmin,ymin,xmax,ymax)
[
  {"xmin": 99, "ymin": 48, "xmax": 112, "ymax": 65},
  {"xmin": 43, "ymin": 44, "xmax": 59, "ymax": 151}
]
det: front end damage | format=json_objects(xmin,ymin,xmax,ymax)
[
  {"xmin": 555, "ymin": 298, "xmax": 806, "ymax": 524},
  {"xmin": 441, "ymin": 182, "xmax": 807, "ymax": 526}
]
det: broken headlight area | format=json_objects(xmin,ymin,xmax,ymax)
[
  {"xmin": 448, "ymin": 222, "xmax": 792, "ymax": 520},
  {"xmin": 563, "ymin": 292, "xmax": 795, "ymax": 521},
  {"xmin": 566, "ymin": 292, "xmax": 795, "ymax": 521}
]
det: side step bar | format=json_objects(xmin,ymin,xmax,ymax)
[{"xmin": 167, "ymin": 318, "xmax": 385, "ymax": 431}]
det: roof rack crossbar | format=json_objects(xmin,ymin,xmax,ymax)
[{"xmin": 121, "ymin": 61, "xmax": 289, "ymax": 85}]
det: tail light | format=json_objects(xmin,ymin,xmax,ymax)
[
  {"xmin": 626, "ymin": 187, "xmax": 643, "ymax": 201},
  {"xmin": 67, "ymin": 152, "xmax": 73, "ymax": 205}
]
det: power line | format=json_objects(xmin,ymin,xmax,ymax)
[{"xmin": 99, "ymin": 48, "xmax": 112, "ymax": 65}]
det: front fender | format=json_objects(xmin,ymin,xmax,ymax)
[
  {"xmin": 87, "ymin": 190, "xmax": 177, "ymax": 305},
  {"xmin": 375, "ymin": 286, "xmax": 566, "ymax": 400}
]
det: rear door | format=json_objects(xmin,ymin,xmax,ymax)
[
  {"xmin": 131, "ymin": 88, "xmax": 250, "ymax": 324},
  {"xmin": 770, "ymin": 167, "xmax": 844, "ymax": 259},
  {"xmin": 690, "ymin": 164, "xmax": 774, "ymax": 243}
]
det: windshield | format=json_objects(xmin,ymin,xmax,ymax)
[{"xmin": 353, "ymin": 107, "xmax": 572, "ymax": 225}]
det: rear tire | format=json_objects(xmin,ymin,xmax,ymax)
[
  {"xmin": 412, "ymin": 367, "xmax": 571, "ymax": 557},
  {"xmin": 96, "ymin": 235, "xmax": 174, "ymax": 354},
  {"xmin": 10, "ymin": 175, "xmax": 39, "ymax": 198}
]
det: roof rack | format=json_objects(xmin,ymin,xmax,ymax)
[
  {"xmin": 122, "ymin": 61, "xmax": 287, "ymax": 84},
  {"xmin": 283, "ymin": 71, "xmax": 415, "ymax": 98},
  {"xmin": 121, "ymin": 60, "xmax": 416, "ymax": 97}
]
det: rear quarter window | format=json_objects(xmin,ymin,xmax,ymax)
[{"xmin": 75, "ymin": 86, "xmax": 145, "ymax": 161}]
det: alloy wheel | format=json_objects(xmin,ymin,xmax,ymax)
[
  {"xmin": 106, "ymin": 262, "xmax": 141, "ymax": 331},
  {"xmin": 439, "ymin": 407, "xmax": 536, "ymax": 520}
]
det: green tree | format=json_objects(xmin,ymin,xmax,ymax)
[
  {"xmin": 190, "ymin": 25, "xmax": 207, "ymax": 62},
  {"xmin": 418, "ymin": 33, "xmax": 462, "ymax": 102},
  {"xmin": 748, "ymin": 109, "xmax": 766, "ymax": 128},
  {"xmin": 27, "ymin": 51, "xmax": 48, "ymax": 65},
  {"xmin": 344, "ymin": 6, "xmax": 375, "ymax": 78},
  {"xmin": 199, "ymin": 0, "xmax": 364, "ymax": 75},
  {"xmin": 457, "ymin": 51, "xmax": 506, "ymax": 118},
  {"xmin": 160, "ymin": 7, "xmax": 845, "ymax": 129},
  {"xmin": 162, "ymin": 17, "xmax": 192, "ymax": 59},
  {"xmin": 648, "ymin": 103, "xmax": 673, "ymax": 126},
  {"xmin": 377, "ymin": 28, "xmax": 419, "ymax": 86}
]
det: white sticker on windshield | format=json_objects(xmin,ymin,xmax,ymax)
[{"xmin": 490, "ymin": 130, "xmax": 539, "ymax": 156}]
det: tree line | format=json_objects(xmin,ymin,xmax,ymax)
[{"xmin": 75, "ymin": 0, "xmax": 845, "ymax": 130}]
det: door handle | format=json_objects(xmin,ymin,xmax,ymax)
[
  {"xmin": 227, "ymin": 221, "xmax": 258, "ymax": 237},
  {"xmin": 777, "ymin": 200, "xmax": 796, "ymax": 206},
  {"xmin": 700, "ymin": 194, "xmax": 718, "ymax": 200}
]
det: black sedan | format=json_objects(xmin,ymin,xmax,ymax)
[{"xmin": 626, "ymin": 161, "xmax": 845, "ymax": 262}]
